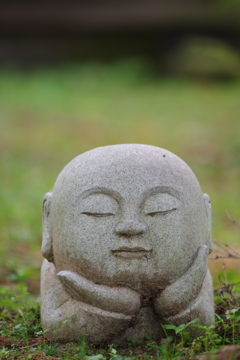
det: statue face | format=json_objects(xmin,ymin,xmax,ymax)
[{"xmin": 45, "ymin": 145, "xmax": 211, "ymax": 295}]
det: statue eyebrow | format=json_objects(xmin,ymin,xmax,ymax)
[
  {"xmin": 140, "ymin": 186, "xmax": 182, "ymax": 206},
  {"xmin": 79, "ymin": 187, "xmax": 123, "ymax": 204}
]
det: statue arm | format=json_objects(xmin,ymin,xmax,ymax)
[
  {"xmin": 153, "ymin": 246, "xmax": 212, "ymax": 322},
  {"xmin": 57, "ymin": 270, "xmax": 141, "ymax": 316},
  {"xmin": 41, "ymin": 259, "xmax": 137, "ymax": 342},
  {"xmin": 158, "ymin": 269, "xmax": 214, "ymax": 331}
]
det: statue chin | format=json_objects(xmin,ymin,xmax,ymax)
[
  {"xmin": 66, "ymin": 265, "xmax": 181, "ymax": 296},
  {"xmin": 54, "ymin": 250, "xmax": 191, "ymax": 294}
]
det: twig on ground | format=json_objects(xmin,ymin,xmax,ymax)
[
  {"xmin": 209, "ymin": 239, "xmax": 240, "ymax": 260},
  {"xmin": 226, "ymin": 212, "xmax": 240, "ymax": 229}
]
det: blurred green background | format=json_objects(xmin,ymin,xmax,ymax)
[{"xmin": 0, "ymin": 59, "xmax": 240, "ymax": 293}]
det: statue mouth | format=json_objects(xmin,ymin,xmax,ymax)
[{"xmin": 111, "ymin": 247, "xmax": 152, "ymax": 259}]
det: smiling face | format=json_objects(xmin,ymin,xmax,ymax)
[
  {"xmin": 44, "ymin": 145, "xmax": 211, "ymax": 295},
  {"xmin": 78, "ymin": 188, "xmax": 180, "ymax": 261}
]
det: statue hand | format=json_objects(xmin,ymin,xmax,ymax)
[
  {"xmin": 57, "ymin": 271, "xmax": 141, "ymax": 316},
  {"xmin": 154, "ymin": 245, "xmax": 209, "ymax": 319}
]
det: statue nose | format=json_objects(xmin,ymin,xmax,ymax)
[{"xmin": 114, "ymin": 220, "xmax": 147, "ymax": 236}]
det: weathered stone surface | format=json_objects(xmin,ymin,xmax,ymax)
[{"xmin": 41, "ymin": 144, "xmax": 214, "ymax": 343}]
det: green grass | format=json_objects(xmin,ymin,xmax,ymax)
[
  {"xmin": 0, "ymin": 59, "xmax": 240, "ymax": 358},
  {"xmin": 0, "ymin": 281, "xmax": 239, "ymax": 359}
]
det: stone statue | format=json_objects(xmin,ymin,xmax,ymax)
[{"xmin": 41, "ymin": 144, "xmax": 214, "ymax": 343}]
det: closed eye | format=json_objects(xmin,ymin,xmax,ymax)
[
  {"xmin": 147, "ymin": 208, "xmax": 177, "ymax": 217},
  {"xmin": 81, "ymin": 212, "xmax": 115, "ymax": 217}
]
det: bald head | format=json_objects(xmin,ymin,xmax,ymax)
[{"xmin": 53, "ymin": 144, "xmax": 201, "ymax": 194}]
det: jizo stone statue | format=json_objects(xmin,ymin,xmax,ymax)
[{"xmin": 41, "ymin": 144, "xmax": 214, "ymax": 343}]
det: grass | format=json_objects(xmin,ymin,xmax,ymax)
[
  {"xmin": 0, "ymin": 277, "xmax": 239, "ymax": 359},
  {"xmin": 0, "ymin": 58, "xmax": 240, "ymax": 358}
]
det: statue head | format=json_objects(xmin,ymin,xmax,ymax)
[{"xmin": 42, "ymin": 144, "xmax": 212, "ymax": 295}]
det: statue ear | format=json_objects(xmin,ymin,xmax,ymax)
[
  {"xmin": 42, "ymin": 192, "xmax": 54, "ymax": 263},
  {"xmin": 203, "ymin": 193, "xmax": 212, "ymax": 254}
]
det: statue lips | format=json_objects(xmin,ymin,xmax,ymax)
[{"xmin": 111, "ymin": 247, "xmax": 152, "ymax": 259}]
